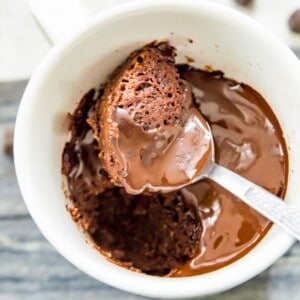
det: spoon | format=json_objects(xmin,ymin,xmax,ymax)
[
  {"xmin": 187, "ymin": 119, "xmax": 300, "ymax": 241},
  {"xmin": 120, "ymin": 107, "xmax": 300, "ymax": 241}
]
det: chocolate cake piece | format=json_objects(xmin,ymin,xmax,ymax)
[
  {"xmin": 91, "ymin": 187, "xmax": 201, "ymax": 275},
  {"xmin": 89, "ymin": 42, "xmax": 190, "ymax": 185}
]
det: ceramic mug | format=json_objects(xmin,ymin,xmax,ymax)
[{"xmin": 14, "ymin": 0, "xmax": 300, "ymax": 298}]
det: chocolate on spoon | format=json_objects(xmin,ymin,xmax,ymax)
[{"xmin": 89, "ymin": 42, "xmax": 212, "ymax": 193}]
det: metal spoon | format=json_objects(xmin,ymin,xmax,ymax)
[{"xmin": 111, "ymin": 87, "xmax": 300, "ymax": 241}]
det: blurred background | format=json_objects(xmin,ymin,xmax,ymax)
[
  {"xmin": 2, "ymin": 0, "xmax": 300, "ymax": 81},
  {"xmin": 1, "ymin": 1, "xmax": 300, "ymax": 299}
]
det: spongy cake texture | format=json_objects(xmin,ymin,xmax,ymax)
[
  {"xmin": 98, "ymin": 42, "xmax": 187, "ymax": 130},
  {"xmin": 91, "ymin": 188, "xmax": 201, "ymax": 275}
]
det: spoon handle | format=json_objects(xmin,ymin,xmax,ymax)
[{"xmin": 206, "ymin": 162, "xmax": 300, "ymax": 241}]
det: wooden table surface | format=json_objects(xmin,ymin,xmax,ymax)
[{"xmin": 0, "ymin": 77, "xmax": 299, "ymax": 300}]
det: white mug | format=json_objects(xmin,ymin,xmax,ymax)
[{"xmin": 14, "ymin": 0, "xmax": 300, "ymax": 298}]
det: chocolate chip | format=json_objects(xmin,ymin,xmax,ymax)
[
  {"xmin": 3, "ymin": 129, "xmax": 14, "ymax": 157},
  {"xmin": 289, "ymin": 9, "xmax": 300, "ymax": 33},
  {"xmin": 234, "ymin": 0, "xmax": 253, "ymax": 6}
]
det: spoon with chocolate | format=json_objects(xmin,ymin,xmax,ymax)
[{"xmin": 89, "ymin": 42, "xmax": 300, "ymax": 241}]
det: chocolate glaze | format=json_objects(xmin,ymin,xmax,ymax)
[
  {"xmin": 62, "ymin": 65, "xmax": 288, "ymax": 277},
  {"xmin": 108, "ymin": 104, "xmax": 212, "ymax": 194}
]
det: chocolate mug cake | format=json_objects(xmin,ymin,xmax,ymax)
[{"xmin": 62, "ymin": 42, "xmax": 288, "ymax": 276}]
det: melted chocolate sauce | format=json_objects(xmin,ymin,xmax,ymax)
[
  {"xmin": 112, "ymin": 105, "xmax": 212, "ymax": 194},
  {"xmin": 62, "ymin": 66, "xmax": 288, "ymax": 277}
]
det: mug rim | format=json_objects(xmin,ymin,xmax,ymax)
[{"xmin": 14, "ymin": 0, "xmax": 298, "ymax": 298}]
